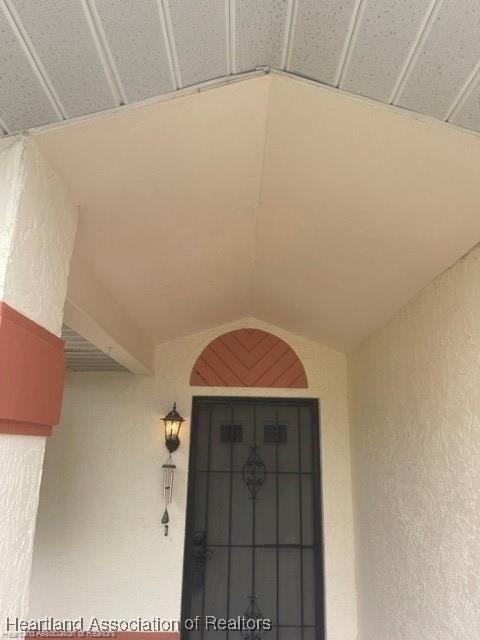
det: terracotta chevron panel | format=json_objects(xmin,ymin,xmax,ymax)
[{"xmin": 190, "ymin": 329, "xmax": 307, "ymax": 388}]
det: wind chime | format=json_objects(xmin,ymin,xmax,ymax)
[
  {"xmin": 161, "ymin": 403, "xmax": 184, "ymax": 536},
  {"xmin": 161, "ymin": 455, "xmax": 176, "ymax": 536}
]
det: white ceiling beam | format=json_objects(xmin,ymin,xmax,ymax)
[
  {"xmin": 388, "ymin": 0, "xmax": 442, "ymax": 105},
  {"xmin": 445, "ymin": 60, "xmax": 480, "ymax": 123},
  {"xmin": 158, "ymin": 0, "xmax": 183, "ymax": 89},
  {"xmin": 336, "ymin": 0, "xmax": 366, "ymax": 88},
  {"xmin": 65, "ymin": 252, "xmax": 154, "ymax": 375},
  {"xmin": 272, "ymin": 69, "xmax": 480, "ymax": 141},
  {"xmin": 2, "ymin": 0, "xmax": 66, "ymax": 119},
  {"xmin": 83, "ymin": 0, "xmax": 127, "ymax": 106},
  {"xmin": 26, "ymin": 69, "xmax": 267, "ymax": 138},
  {"xmin": 281, "ymin": 0, "xmax": 297, "ymax": 71},
  {"xmin": 227, "ymin": 0, "xmax": 236, "ymax": 75}
]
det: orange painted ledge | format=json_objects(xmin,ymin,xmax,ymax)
[{"xmin": 0, "ymin": 302, "xmax": 66, "ymax": 436}]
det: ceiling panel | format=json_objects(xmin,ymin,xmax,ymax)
[
  {"xmin": 34, "ymin": 74, "xmax": 480, "ymax": 352},
  {"xmin": 92, "ymin": 0, "xmax": 175, "ymax": 102},
  {"xmin": 340, "ymin": 0, "xmax": 433, "ymax": 103},
  {"xmin": 3, "ymin": 1, "xmax": 480, "ymax": 136},
  {"xmin": 255, "ymin": 75, "xmax": 480, "ymax": 349},
  {"xmin": 166, "ymin": 0, "xmax": 228, "ymax": 87},
  {"xmin": 0, "ymin": 4, "xmax": 60, "ymax": 132},
  {"xmin": 395, "ymin": 1, "xmax": 480, "ymax": 120},
  {"xmin": 11, "ymin": 0, "xmax": 118, "ymax": 117},
  {"xmin": 234, "ymin": 0, "xmax": 289, "ymax": 73},
  {"xmin": 287, "ymin": 0, "xmax": 358, "ymax": 85},
  {"xmin": 450, "ymin": 77, "xmax": 480, "ymax": 131},
  {"xmin": 35, "ymin": 77, "xmax": 270, "ymax": 344}
]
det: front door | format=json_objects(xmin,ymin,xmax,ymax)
[{"xmin": 181, "ymin": 397, "xmax": 324, "ymax": 639}]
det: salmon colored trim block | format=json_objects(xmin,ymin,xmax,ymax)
[
  {"xmin": 0, "ymin": 302, "xmax": 66, "ymax": 436},
  {"xmin": 190, "ymin": 328, "xmax": 308, "ymax": 388}
]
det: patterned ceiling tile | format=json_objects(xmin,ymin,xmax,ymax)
[
  {"xmin": 340, "ymin": 0, "xmax": 433, "ymax": 103},
  {"xmin": 92, "ymin": 0, "xmax": 175, "ymax": 102},
  {"xmin": 11, "ymin": 0, "xmax": 118, "ymax": 117},
  {"xmin": 166, "ymin": 0, "xmax": 228, "ymax": 87},
  {"xmin": 450, "ymin": 74, "xmax": 480, "ymax": 132},
  {"xmin": 288, "ymin": 0, "xmax": 359, "ymax": 85},
  {"xmin": 2, "ymin": 0, "xmax": 480, "ymax": 134},
  {"xmin": 235, "ymin": 0, "xmax": 289, "ymax": 73},
  {"xmin": 395, "ymin": 1, "xmax": 480, "ymax": 120},
  {"xmin": 0, "ymin": 4, "xmax": 60, "ymax": 132}
]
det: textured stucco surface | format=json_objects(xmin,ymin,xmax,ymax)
[
  {"xmin": 0, "ymin": 139, "xmax": 24, "ymax": 298},
  {"xmin": 2, "ymin": 138, "xmax": 78, "ymax": 337},
  {"xmin": 0, "ymin": 436, "xmax": 46, "ymax": 630},
  {"xmin": 0, "ymin": 138, "xmax": 77, "ymax": 632},
  {"xmin": 30, "ymin": 318, "xmax": 358, "ymax": 640},
  {"xmin": 349, "ymin": 247, "xmax": 480, "ymax": 640}
]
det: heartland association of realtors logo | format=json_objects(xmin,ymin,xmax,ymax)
[{"xmin": 4, "ymin": 616, "xmax": 272, "ymax": 636}]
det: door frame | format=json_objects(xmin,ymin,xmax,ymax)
[{"xmin": 180, "ymin": 396, "xmax": 325, "ymax": 639}]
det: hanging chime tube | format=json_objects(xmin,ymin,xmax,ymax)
[{"xmin": 162, "ymin": 454, "xmax": 176, "ymax": 536}]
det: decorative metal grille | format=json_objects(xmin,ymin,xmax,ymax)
[
  {"xmin": 241, "ymin": 596, "xmax": 266, "ymax": 640},
  {"xmin": 181, "ymin": 398, "xmax": 324, "ymax": 640},
  {"xmin": 242, "ymin": 446, "xmax": 267, "ymax": 500}
]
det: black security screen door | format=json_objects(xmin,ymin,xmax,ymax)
[{"xmin": 181, "ymin": 397, "xmax": 324, "ymax": 640}]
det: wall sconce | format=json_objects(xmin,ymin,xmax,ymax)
[
  {"xmin": 161, "ymin": 402, "xmax": 184, "ymax": 536},
  {"xmin": 162, "ymin": 402, "xmax": 184, "ymax": 453}
]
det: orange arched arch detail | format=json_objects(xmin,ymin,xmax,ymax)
[{"xmin": 190, "ymin": 328, "xmax": 307, "ymax": 388}]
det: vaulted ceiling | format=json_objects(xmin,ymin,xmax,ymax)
[
  {"xmin": 34, "ymin": 73, "xmax": 480, "ymax": 365},
  {"xmin": 3, "ymin": 0, "xmax": 480, "ymax": 137}
]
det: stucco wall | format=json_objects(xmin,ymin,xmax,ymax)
[
  {"xmin": 2, "ymin": 137, "xmax": 78, "ymax": 337},
  {"xmin": 0, "ymin": 436, "xmax": 46, "ymax": 629},
  {"xmin": 349, "ymin": 247, "xmax": 480, "ymax": 639},
  {"xmin": 29, "ymin": 318, "xmax": 357, "ymax": 640},
  {"xmin": 0, "ymin": 136, "xmax": 77, "ymax": 631},
  {"xmin": 0, "ymin": 139, "xmax": 24, "ymax": 297}
]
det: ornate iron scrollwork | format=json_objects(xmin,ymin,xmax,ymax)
[
  {"xmin": 242, "ymin": 446, "xmax": 266, "ymax": 500},
  {"xmin": 191, "ymin": 530, "xmax": 212, "ymax": 590},
  {"xmin": 240, "ymin": 596, "xmax": 267, "ymax": 639}
]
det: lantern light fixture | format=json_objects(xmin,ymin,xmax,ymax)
[
  {"xmin": 161, "ymin": 402, "xmax": 184, "ymax": 536},
  {"xmin": 162, "ymin": 402, "xmax": 184, "ymax": 453}
]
